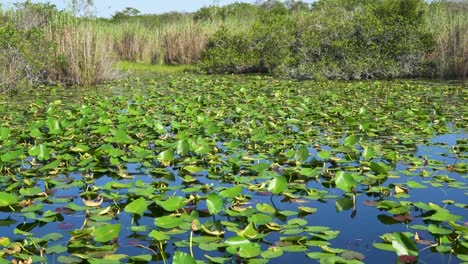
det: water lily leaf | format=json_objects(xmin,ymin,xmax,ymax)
[
  {"xmin": 206, "ymin": 193, "xmax": 223, "ymax": 215},
  {"xmin": 318, "ymin": 150, "xmax": 331, "ymax": 160},
  {"xmin": 406, "ymin": 181, "xmax": 427, "ymax": 189},
  {"xmin": 307, "ymin": 252, "xmax": 336, "ymax": 259},
  {"xmin": 370, "ymin": 162, "xmax": 389, "ymax": 175},
  {"xmin": 129, "ymin": 255, "xmax": 152, "ymax": 262},
  {"xmin": 29, "ymin": 144, "xmax": 51, "ymax": 161},
  {"xmin": 124, "ymin": 197, "xmax": 147, "ymax": 216},
  {"xmin": 0, "ymin": 127, "xmax": 10, "ymax": 140},
  {"xmin": 344, "ymin": 135, "xmax": 359, "ymax": 146},
  {"xmin": 362, "ymin": 146, "xmax": 374, "ymax": 159},
  {"xmin": 251, "ymin": 162, "xmax": 270, "ymax": 173},
  {"xmin": 183, "ymin": 165, "xmax": 203, "ymax": 173},
  {"xmin": 158, "ymin": 149, "xmax": 174, "ymax": 165},
  {"xmin": 295, "ymin": 145, "xmax": 309, "ymax": 163},
  {"xmin": 0, "ymin": 192, "xmax": 18, "ymax": 207},
  {"xmin": 149, "ymin": 230, "xmax": 170, "ymax": 241},
  {"xmin": 256, "ymin": 203, "xmax": 276, "ymax": 214},
  {"xmin": 204, "ymin": 255, "xmax": 230, "ymax": 263},
  {"xmin": 225, "ymin": 236, "xmax": 250, "ymax": 246},
  {"xmin": 261, "ymin": 247, "xmax": 283, "ymax": 259},
  {"xmin": 395, "ymin": 185, "xmax": 408, "ymax": 195},
  {"xmin": 237, "ymin": 223, "xmax": 258, "ymax": 239},
  {"xmin": 428, "ymin": 224, "xmax": 452, "ymax": 235},
  {"xmin": 70, "ymin": 144, "xmax": 90, "ymax": 153},
  {"xmin": 173, "ymin": 251, "xmax": 196, "ymax": 264},
  {"xmin": 93, "ymin": 224, "xmax": 121, "ymax": 242},
  {"xmin": 1, "ymin": 148, "xmax": 24, "ymax": 162},
  {"xmin": 177, "ymin": 140, "xmax": 190, "ymax": 156},
  {"xmin": 341, "ymin": 250, "xmax": 365, "ymax": 261},
  {"xmin": 57, "ymin": 256, "xmax": 82, "ymax": 264},
  {"xmin": 373, "ymin": 242, "xmax": 395, "ymax": 251},
  {"xmin": 88, "ymin": 259, "xmax": 122, "ymax": 264},
  {"xmin": 158, "ymin": 196, "xmax": 187, "ymax": 212},
  {"xmin": 268, "ymin": 176, "xmax": 287, "ymax": 194},
  {"xmin": 298, "ymin": 206, "xmax": 318, "ymax": 214},
  {"xmin": 19, "ymin": 187, "xmax": 42, "ymax": 197},
  {"xmin": 238, "ymin": 243, "xmax": 261, "ymax": 258},
  {"xmin": 220, "ymin": 186, "xmax": 242, "ymax": 198},
  {"xmin": 248, "ymin": 213, "xmax": 273, "ymax": 225},
  {"xmin": 424, "ymin": 210, "xmax": 463, "ymax": 222},
  {"xmin": 392, "ymin": 232, "xmax": 418, "ymax": 257},
  {"xmin": 335, "ymin": 171, "xmax": 356, "ymax": 193},
  {"xmin": 0, "ymin": 237, "xmax": 10, "ymax": 247},
  {"xmin": 457, "ymin": 254, "xmax": 468, "ymax": 262},
  {"xmin": 46, "ymin": 244, "xmax": 67, "ymax": 254},
  {"xmin": 155, "ymin": 215, "xmax": 184, "ymax": 229}
]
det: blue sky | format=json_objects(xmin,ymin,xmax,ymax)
[{"xmin": 2, "ymin": 0, "xmax": 315, "ymax": 17}]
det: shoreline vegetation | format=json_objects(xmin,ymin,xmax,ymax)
[{"xmin": 0, "ymin": 0, "xmax": 467, "ymax": 93}]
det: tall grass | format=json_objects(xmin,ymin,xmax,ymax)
[
  {"xmin": 1, "ymin": 3, "xmax": 117, "ymax": 90},
  {"xmin": 162, "ymin": 22, "xmax": 207, "ymax": 64},
  {"xmin": 426, "ymin": 1, "xmax": 468, "ymax": 79},
  {"xmin": 47, "ymin": 22, "xmax": 118, "ymax": 86}
]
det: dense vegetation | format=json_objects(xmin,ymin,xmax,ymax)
[
  {"xmin": 0, "ymin": 0, "xmax": 467, "ymax": 91},
  {"xmin": 0, "ymin": 76, "xmax": 466, "ymax": 263}
]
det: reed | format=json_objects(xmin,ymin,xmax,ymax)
[
  {"xmin": 426, "ymin": 1, "xmax": 468, "ymax": 79},
  {"xmin": 162, "ymin": 22, "xmax": 207, "ymax": 65},
  {"xmin": 46, "ymin": 21, "xmax": 118, "ymax": 86}
]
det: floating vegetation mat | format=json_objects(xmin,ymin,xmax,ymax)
[{"xmin": 0, "ymin": 76, "xmax": 467, "ymax": 264}]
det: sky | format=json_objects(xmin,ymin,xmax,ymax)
[{"xmin": 1, "ymin": 0, "xmax": 316, "ymax": 17}]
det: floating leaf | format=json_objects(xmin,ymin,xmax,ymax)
[
  {"xmin": 0, "ymin": 193, "xmax": 18, "ymax": 207},
  {"xmin": 155, "ymin": 215, "xmax": 184, "ymax": 229},
  {"xmin": 173, "ymin": 251, "xmax": 196, "ymax": 264},
  {"xmin": 220, "ymin": 186, "xmax": 242, "ymax": 198},
  {"xmin": 124, "ymin": 197, "xmax": 147, "ymax": 216},
  {"xmin": 29, "ymin": 144, "xmax": 51, "ymax": 161},
  {"xmin": 318, "ymin": 150, "xmax": 331, "ymax": 160},
  {"xmin": 206, "ymin": 193, "xmax": 223, "ymax": 215},
  {"xmin": 158, "ymin": 196, "xmax": 187, "ymax": 212},
  {"xmin": 341, "ymin": 250, "xmax": 365, "ymax": 261},
  {"xmin": 176, "ymin": 140, "xmax": 190, "ymax": 156},
  {"xmin": 158, "ymin": 149, "xmax": 174, "ymax": 165},
  {"xmin": 238, "ymin": 243, "xmax": 262, "ymax": 258},
  {"xmin": 295, "ymin": 145, "xmax": 309, "ymax": 163},
  {"xmin": 334, "ymin": 171, "xmax": 356, "ymax": 193},
  {"xmin": 268, "ymin": 176, "xmax": 287, "ymax": 194},
  {"xmin": 93, "ymin": 224, "xmax": 121, "ymax": 242},
  {"xmin": 362, "ymin": 146, "xmax": 374, "ymax": 159},
  {"xmin": 149, "ymin": 230, "xmax": 170, "ymax": 241},
  {"xmin": 261, "ymin": 247, "xmax": 283, "ymax": 259},
  {"xmin": 344, "ymin": 135, "xmax": 359, "ymax": 146},
  {"xmin": 0, "ymin": 237, "xmax": 10, "ymax": 247},
  {"xmin": 424, "ymin": 210, "xmax": 463, "ymax": 222},
  {"xmin": 392, "ymin": 232, "xmax": 418, "ymax": 257}
]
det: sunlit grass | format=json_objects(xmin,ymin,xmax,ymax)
[{"xmin": 115, "ymin": 61, "xmax": 198, "ymax": 76}]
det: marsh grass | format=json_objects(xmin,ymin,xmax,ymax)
[
  {"xmin": 116, "ymin": 61, "xmax": 197, "ymax": 77},
  {"xmin": 162, "ymin": 22, "xmax": 207, "ymax": 65},
  {"xmin": 47, "ymin": 22, "xmax": 118, "ymax": 86},
  {"xmin": 427, "ymin": 1, "xmax": 468, "ymax": 79}
]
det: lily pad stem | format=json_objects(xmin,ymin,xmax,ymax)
[
  {"xmin": 160, "ymin": 241, "xmax": 167, "ymax": 264},
  {"xmin": 190, "ymin": 230, "xmax": 194, "ymax": 257}
]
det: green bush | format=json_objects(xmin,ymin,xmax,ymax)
[
  {"xmin": 200, "ymin": 6, "xmax": 296, "ymax": 74},
  {"xmin": 201, "ymin": 0, "xmax": 435, "ymax": 80},
  {"xmin": 0, "ymin": 22, "xmax": 54, "ymax": 92},
  {"xmin": 199, "ymin": 27, "xmax": 259, "ymax": 74},
  {"xmin": 284, "ymin": 0, "xmax": 433, "ymax": 80}
]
